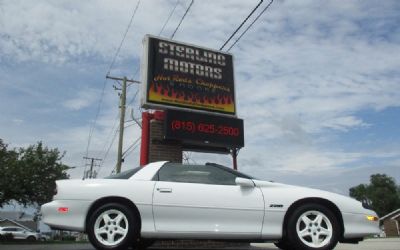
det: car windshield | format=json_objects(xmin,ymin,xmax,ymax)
[{"xmin": 104, "ymin": 167, "xmax": 141, "ymax": 179}]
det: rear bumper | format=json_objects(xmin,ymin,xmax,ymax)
[{"xmin": 41, "ymin": 200, "xmax": 92, "ymax": 232}]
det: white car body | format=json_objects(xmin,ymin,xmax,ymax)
[
  {"xmin": 0, "ymin": 226, "xmax": 40, "ymax": 240},
  {"xmin": 41, "ymin": 161, "xmax": 379, "ymax": 249}
]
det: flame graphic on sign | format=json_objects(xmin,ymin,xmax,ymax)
[{"xmin": 148, "ymin": 82, "xmax": 235, "ymax": 113}]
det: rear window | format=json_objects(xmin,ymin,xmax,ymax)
[{"xmin": 104, "ymin": 167, "xmax": 141, "ymax": 179}]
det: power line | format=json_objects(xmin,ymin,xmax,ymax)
[
  {"xmin": 107, "ymin": 0, "xmax": 141, "ymax": 75},
  {"xmin": 122, "ymin": 141, "xmax": 141, "ymax": 162},
  {"xmin": 226, "ymin": 0, "xmax": 274, "ymax": 52},
  {"xmin": 98, "ymin": 114, "xmax": 119, "ymax": 159},
  {"xmin": 97, "ymin": 129, "xmax": 118, "ymax": 176},
  {"xmin": 96, "ymin": 80, "xmax": 138, "ymax": 173},
  {"xmin": 100, "ymin": 0, "xmax": 194, "ymax": 176},
  {"xmin": 97, "ymin": 79, "xmax": 139, "ymax": 176},
  {"xmin": 170, "ymin": 0, "xmax": 194, "ymax": 39},
  {"xmin": 128, "ymin": 87, "xmax": 140, "ymax": 106},
  {"xmin": 83, "ymin": 157, "xmax": 102, "ymax": 179},
  {"xmin": 122, "ymin": 137, "xmax": 141, "ymax": 158},
  {"xmin": 83, "ymin": 0, "xmax": 141, "ymax": 173},
  {"xmin": 96, "ymin": 0, "xmax": 176, "ymax": 175},
  {"xmin": 159, "ymin": 0, "xmax": 180, "ymax": 36},
  {"xmin": 219, "ymin": 0, "xmax": 264, "ymax": 50}
]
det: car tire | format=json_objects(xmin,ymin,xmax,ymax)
[
  {"xmin": 27, "ymin": 236, "xmax": 36, "ymax": 241},
  {"xmin": 274, "ymin": 240, "xmax": 292, "ymax": 250},
  {"xmin": 286, "ymin": 203, "xmax": 339, "ymax": 250},
  {"xmin": 87, "ymin": 203, "xmax": 139, "ymax": 250}
]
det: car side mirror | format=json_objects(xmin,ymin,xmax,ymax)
[{"xmin": 235, "ymin": 177, "xmax": 255, "ymax": 187}]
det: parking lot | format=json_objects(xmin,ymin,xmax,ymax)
[{"xmin": 0, "ymin": 238, "xmax": 399, "ymax": 250}]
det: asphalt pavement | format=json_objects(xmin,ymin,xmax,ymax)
[
  {"xmin": 252, "ymin": 238, "xmax": 400, "ymax": 250},
  {"xmin": 0, "ymin": 238, "xmax": 399, "ymax": 250}
]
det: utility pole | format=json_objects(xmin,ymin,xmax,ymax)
[
  {"xmin": 106, "ymin": 75, "xmax": 140, "ymax": 173},
  {"xmin": 116, "ymin": 77, "xmax": 127, "ymax": 174},
  {"xmin": 83, "ymin": 157, "xmax": 102, "ymax": 179}
]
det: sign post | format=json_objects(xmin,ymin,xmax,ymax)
[{"xmin": 140, "ymin": 35, "xmax": 243, "ymax": 168}]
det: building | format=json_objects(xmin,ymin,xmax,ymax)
[
  {"xmin": 379, "ymin": 208, "xmax": 400, "ymax": 237},
  {"xmin": 0, "ymin": 211, "xmax": 37, "ymax": 232}
]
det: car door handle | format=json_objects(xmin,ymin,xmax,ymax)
[{"xmin": 157, "ymin": 188, "xmax": 172, "ymax": 193}]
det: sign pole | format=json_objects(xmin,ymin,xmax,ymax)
[{"xmin": 232, "ymin": 148, "xmax": 238, "ymax": 170}]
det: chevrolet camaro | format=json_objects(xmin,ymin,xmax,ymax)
[{"xmin": 41, "ymin": 161, "xmax": 379, "ymax": 250}]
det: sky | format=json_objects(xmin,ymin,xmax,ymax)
[{"xmin": 0, "ymin": 0, "xmax": 399, "ymax": 196}]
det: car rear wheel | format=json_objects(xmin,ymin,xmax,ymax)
[
  {"xmin": 287, "ymin": 203, "xmax": 339, "ymax": 250},
  {"xmin": 88, "ymin": 203, "xmax": 139, "ymax": 250}
]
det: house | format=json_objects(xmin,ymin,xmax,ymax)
[
  {"xmin": 0, "ymin": 211, "xmax": 37, "ymax": 232},
  {"xmin": 379, "ymin": 208, "xmax": 400, "ymax": 237}
]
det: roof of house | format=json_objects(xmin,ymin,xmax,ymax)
[
  {"xmin": 0, "ymin": 218, "xmax": 33, "ymax": 231},
  {"xmin": 379, "ymin": 208, "xmax": 400, "ymax": 221}
]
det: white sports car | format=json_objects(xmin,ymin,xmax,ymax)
[{"xmin": 41, "ymin": 161, "xmax": 379, "ymax": 250}]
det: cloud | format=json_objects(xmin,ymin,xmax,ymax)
[
  {"xmin": 321, "ymin": 116, "xmax": 368, "ymax": 131},
  {"xmin": 62, "ymin": 88, "xmax": 99, "ymax": 111},
  {"xmin": 12, "ymin": 118, "xmax": 24, "ymax": 125},
  {"xmin": 0, "ymin": 0, "xmax": 140, "ymax": 64},
  {"xmin": 0, "ymin": 0, "xmax": 399, "ymax": 193}
]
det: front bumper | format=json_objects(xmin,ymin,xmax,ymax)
[
  {"xmin": 41, "ymin": 200, "xmax": 92, "ymax": 232},
  {"xmin": 342, "ymin": 211, "xmax": 380, "ymax": 239}
]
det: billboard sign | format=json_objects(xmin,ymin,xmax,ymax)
[
  {"xmin": 141, "ymin": 35, "xmax": 236, "ymax": 116},
  {"xmin": 164, "ymin": 109, "xmax": 244, "ymax": 148}
]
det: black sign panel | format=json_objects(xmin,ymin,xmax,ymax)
[
  {"xmin": 142, "ymin": 35, "xmax": 236, "ymax": 116},
  {"xmin": 164, "ymin": 110, "xmax": 244, "ymax": 148}
]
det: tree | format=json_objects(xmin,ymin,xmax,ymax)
[
  {"xmin": 349, "ymin": 174, "xmax": 400, "ymax": 217},
  {"xmin": 0, "ymin": 140, "xmax": 70, "ymax": 208},
  {"xmin": 0, "ymin": 139, "xmax": 19, "ymax": 206}
]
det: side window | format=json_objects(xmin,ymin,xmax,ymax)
[
  {"xmin": 158, "ymin": 164, "xmax": 189, "ymax": 183},
  {"xmin": 202, "ymin": 165, "xmax": 237, "ymax": 185},
  {"xmin": 158, "ymin": 164, "xmax": 237, "ymax": 185}
]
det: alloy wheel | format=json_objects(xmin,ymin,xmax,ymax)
[
  {"xmin": 295, "ymin": 210, "xmax": 333, "ymax": 248},
  {"xmin": 93, "ymin": 209, "xmax": 129, "ymax": 246}
]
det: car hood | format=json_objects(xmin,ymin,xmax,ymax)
[{"xmin": 252, "ymin": 179, "xmax": 373, "ymax": 215}]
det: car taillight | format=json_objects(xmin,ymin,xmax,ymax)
[{"xmin": 58, "ymin": 207, "xmax": 69, "ymax": 213}]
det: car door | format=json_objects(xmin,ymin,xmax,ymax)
[
  {"xmin": 152, "ymin": 163, "xmax": 264, "ymax": 238},
  {"xmin": 14, "ymin": 227, "xmax": 25, "ymax": 239},
  {"xmin": 1, "ymin": 228, "xmax": 15, "ymax": 238},
  {"xmin": 7, "ymin": 227, "xmax": 22, "ymax": 239}
]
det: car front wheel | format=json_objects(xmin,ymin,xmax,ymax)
[
  {"xmin": 287, "ymin": 203, "xmax": 340, "ymax": 250},
  {"xmin": 27, "ymin": 236, "xmax": 36, "ymax": 241},
  {"xmin": 87, "ymin": 203, "xmax": 139, "ymax": 250}
]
